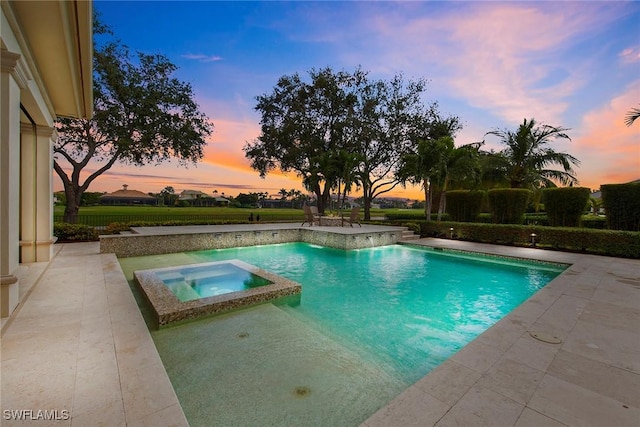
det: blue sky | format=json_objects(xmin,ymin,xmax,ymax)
[{"xmin": 75, "ymin": 0, "xmax": 640, "ymax": 199}]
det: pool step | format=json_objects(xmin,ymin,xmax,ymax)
[{"xmin": 400, "ymin": 228, "xmax": 420, "ymax": 241}]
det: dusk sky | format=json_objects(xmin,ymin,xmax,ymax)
[{"xmin": 60, "ymin": 1, "xmax": 640, "ymax": 200}]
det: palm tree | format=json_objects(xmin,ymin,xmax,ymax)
[
  {"xmin": 625, "ymin": 104, "xmax": 640, "ymax": 127},
  {"xmin": 484, "ymin": 118, "xmax": 580, "ymax": 189}
]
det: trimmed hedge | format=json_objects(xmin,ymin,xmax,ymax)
[
  {"xmin": 446, "ymin": 190, "xmax": 485, "ymax": 222},
  {"xmin": 54, "ymin": 222, "xmax": 99, "ymax": 241},
  {"xmin": 487, "ymin": 189, "xmax": 531, "ymax": 224},
  {"xmin": 601, "ymin": 183, "xmax": 640, "ymax": 231},
  {"xmin": 418, "ymin": 221, "xmax": 640, "ymax": 258},
  {"xmin": 542, "ymin": 187, "xmax": 590, "ymax": 227}
]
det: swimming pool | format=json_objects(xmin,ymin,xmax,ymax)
[{"xmin": 120, "ymin": 242, "xmax": 566, "ymax": 426}]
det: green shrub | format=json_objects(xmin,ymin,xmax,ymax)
[
  {"xmin": 386, "ymin": 212, "xmax": 430, "ymax": 220},
  {"xmin": 418, "ymin": 221, "xmax": 640, "ymax": 258},
  {"xmin": 601, "ymin": 183, "xmax": 640, "ymax": 231},
  {"xmin": 487, "ymin": 189, "xmax": 531, "ymax": 224},
  {"xmin": 523, "ymin": 213, "xmax": 549, "ymax": 226},
  {"xmin": 446, "ymin": 190, "xmax": 485, "ymax": 222},
  {"xmin": 580, "ymin": 215, "xmax": 606, "ymax": 229},
  {"xmin": 542, "ymin": 187, "xmax": 590, "ymax": 227},
  {"xmin": 54, "ymin": 222, "xmax": 99, "ymax": 241}
]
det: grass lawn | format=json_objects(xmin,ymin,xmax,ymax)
[
  {"xmin": 52, "ymin": 205, "xmax": 423, "ymax": 226},
  {"xmin": 54, "ymin": 205, "xmax": 303, "ymax": 217}
]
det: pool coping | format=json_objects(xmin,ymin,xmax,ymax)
[{"xmin": 134, "ymin": 259, "xmax": 302, "ymax": 327}]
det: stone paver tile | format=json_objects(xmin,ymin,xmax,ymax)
[
  {"xmin": 365, "ymin": 385, "xmax": 450, "ymax": 427},
  {"xmin": 477, "ymin": 357, "xmax": 545, "ymax": 404},
  {"xmin": 70, "ymin": 397, "xmax": 125, "ymax": 427},
  {"xmin": 514, "ymin": 407, "xmax": 570, "ymax": 427},
  {"xmin": 116, "ymin": 344, "xmax": 181, "ymax": 422},
  {"xmin": 579, "ymin": 299, "xmax": 640, "ymax": 333},
  {"xmin": 502, "ymin": 335, "xmax": 560, "ymax": 372},
  {"xmin": 529, "ymin": 375, "xmax": 640, "ymax": 427},
  {"xmin": 529, "ymin": 295, "xmax": 589, "ymax": 342},
  {"xmin": 126, "ymin": 404, "xmax": 188, "ymax": 427},
  {"xmin": 414, "ymin": 360, "xmax": 481, "ymax": 406},
  {"xmin": 507, "ymin": 289, "xmax": 560, "ymax": 328},
  {"xmin": 476, "ymin": 318, "xmax": 527, "ymax": 353},
  {"xmin": 450, "ymin": 337, "xmax": 503, "ymax": 373},
  {"xmin": 580, "ymin": 301, "xmax": 640, "ymax": 332},
  {"xmin": 435, "ymin": 384, "xmax": 524, "ymax": 427},
  {"xmin": 0, "ymin": 355, "xmax": 76, "ymax": 414},
  {"xmin": 562, "ymin": 319, "xmax": 640, "ymax": 374},
  {"xmin": 548, "ymin": 350, "xmax": 640, "ymax": 408},
  {"xmin": 592, "ymin": 277, "xmax": 640, "ymax": 310},
  {"xmin": 73, "ymin": 348, "xmax": 123, "ymax": 418}
]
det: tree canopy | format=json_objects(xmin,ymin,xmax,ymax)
[
  {"xmin": 244, "ymin": 67, "xmax": 431, "ymax": 218},
  {"xmin": 483, "ymin": 118, "xmax": 579, "ymax": 189},
  {"xmin": 54, "ymin": 17, "xmax": 213, "ymax": 223}
]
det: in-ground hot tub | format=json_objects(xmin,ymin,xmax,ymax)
[{"xmin": 134, "ymin": 259, "xmax": 301, "ymax": 327}]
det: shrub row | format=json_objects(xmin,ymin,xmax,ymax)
[
  {"xmin": 446, "ymin": 190, "xmax": 484, "ymax": 222},
  {"xmin": 601, "ymin": 183, "xmax": 640, "ymax": 231},
  {"xmin": 542, "ymin": 187, "xmax": 591, "ymax": 227},
  {"xmin": 417, "ymin": 221, "xmax": 640, "ymax": 259},
  {"xmin": 54, "ymin": 223, "xmax": 99, "ymax": 242}
]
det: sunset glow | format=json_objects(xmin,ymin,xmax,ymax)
[{"xmin": 58, "ymin": 1, "xmax": 640, "ymax": 200}]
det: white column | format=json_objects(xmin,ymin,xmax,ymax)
[
  {"xmin": 1, "ymin": 49, "xmax": 27, "ymax": 317},
  {"xmin": 20, "ymin": 124, "xmax": 56, "ymax": 262},
  {"xmin": 35, "ymin": 126, "xmax": 56, "ymax": 261}
]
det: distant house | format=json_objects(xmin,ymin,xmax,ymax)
[
  {"xmin": 99, "ymin": 185, "xmax": 157, "ymax": 205},
  {"xmin": 179, "ymin": 189, "xmax": 229, "ymax": 206}
]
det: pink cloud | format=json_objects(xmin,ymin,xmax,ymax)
[
  {"xmin": 343, "ymin": 3, "xmax": 622, "ymax": 126},
  {"xmin": 573, "ymin": 80, "xmax": 640, "ymax": 189},
  {"xmin": 619, "ymin": 46, "xmax": 640, "ymax": 64}
]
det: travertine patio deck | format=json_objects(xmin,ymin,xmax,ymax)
[{"xmin": 1, "ymin": 227, "xmax": 639, "ymax": 426}]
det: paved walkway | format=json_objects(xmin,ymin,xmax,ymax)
[{"xmin": 1, "ymin": 234, "xmax": 639, "ymax": 426}]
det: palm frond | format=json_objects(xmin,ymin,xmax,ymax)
[{"xmin": 625, "ymin": 105, "xmax": 640, "ymax": 127}]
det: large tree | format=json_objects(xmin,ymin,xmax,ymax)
[
  {"xmin": 54, "ymin": 19, "xmax": 213, "ymax": 223},
  {"xmin": 245, "ymin": 67, "xmax": 360, "ymax": 213},
  {"xmin": 484, "ymin": 118, "xmax": 579, "ymax": 189},
  {"xmin": 349, "ymin": 74, "xmax": 429, "ymax": 220},
  {"xmin": 245, "ymin": 67, "xmax": 430, "ymax": 217}
]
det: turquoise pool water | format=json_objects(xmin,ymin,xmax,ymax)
[
  {"xmin": 157, "ymin": 263, "xmax": 272, "ymax": 301},
  {"xmin": 120, "ymin": 243, "xmax": 565, "ymax": 426}
]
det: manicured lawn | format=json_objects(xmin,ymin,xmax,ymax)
[
  {"xmin": 52, "ymin": 205, "xmax": 420, "ymax": 226},
  {"xmin": 54, "ymin": 205, "xmax": 302, "ymax": 217}
]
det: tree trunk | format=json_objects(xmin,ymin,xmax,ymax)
[
  {"xmin": 361, "ymin": 181, "xmax": 372, "ymax": 221},
  {"xmin": 424, "ymin": 180, "xmax": 432, "ymax": 222},
  {"xmin": 437, "ymin": 192, "xmax": 446, "ymax": 221},
  {"xmin": 62, "ymin": 184, "xmax": 83, "ymax": 224}
]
